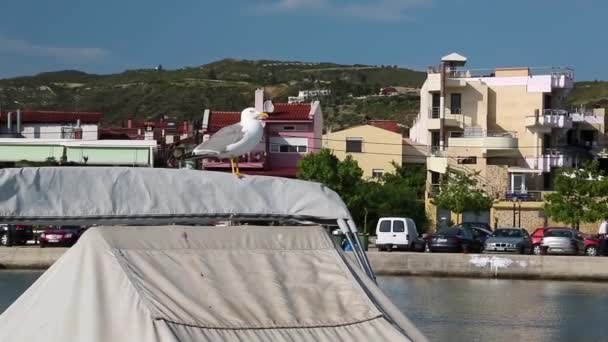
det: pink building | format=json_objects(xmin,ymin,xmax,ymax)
[{"xmin": 201, "ymin": 89, "xmax": 323, "ymax": 178}]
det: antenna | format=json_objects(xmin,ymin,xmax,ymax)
[{"xmin": 263, "ymin": 100, "xmax": 275, "ymax": 114}]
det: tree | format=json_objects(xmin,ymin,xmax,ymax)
[
  {"xmin": 544, "ymin": 162, "xmax": 605, "ymax": 230},
  {"xmin": 298, "ymin": 150, "xmax": 429, "ymax": 233},
  {"xmin": 431, "ymin": 168, "xmax": 494, "ymax": 224}
]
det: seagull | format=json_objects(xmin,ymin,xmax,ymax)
[{"xmin": 192, "ymin": 107, "xmax": 268, "ymax": 177}]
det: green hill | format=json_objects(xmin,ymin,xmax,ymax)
[
  {"xmin": 567, "ymin": 81, "xmax": 608, "ymax": 109},
  {"xmin": 3, "ymin": 59, "xmax": 604, "ymax": 130},
  {"xmin": 0, "ymin": 59, "xmax": 426, "ymax": 126}
]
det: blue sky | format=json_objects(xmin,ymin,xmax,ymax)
[{"xmin": 0, "ymin": 0, "xmax": 605, "ymax": 80}]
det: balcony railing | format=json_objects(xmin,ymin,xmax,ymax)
[
  {"xmin": 429, "ymin": 107, "xmax": 440, "ymax": 119},
  {"xmin": 502, "ymin": 191, "xmax": 551, "ymax": 202}
]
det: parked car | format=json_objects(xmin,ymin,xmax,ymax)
[
  {"xmin": 483, "ymin": 228, "xmax": 532, "ymax": 254},
  {"xmin": 0, "ymin": 225, "xmax": 34, "ymax": 246},
  {"xmin": 39, "ymin": 226, "xmax": 87, "ymax": 248},
  {"xmin": 532, "ymin": 227, "xmax": 601, "ymax": 256},
  {"xmin": 375, "ymin": 217, "xmax": 424, "ymax": 252},
  {"xmin": 454, "ymin": 222, "xmax": 493, "ymax": 232},
  {"xmin": 425, "ymin": 227, "xmax": 484, "ymax": 253},
  {"xmin": 541, "ymin": 228, "xmax": 585, "ymax": 256}
]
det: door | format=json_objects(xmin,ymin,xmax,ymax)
[
  {"xmin": 450, "ymin": 93, "xmax": 462, "ymax": 114},
  {"xmin": 511, "ymin": 174, "xmax": 526, "ymax": 194},
  {"xmin": 431, "ymin": 93, "xmax": 440, "ymax": 118},
  {"xmin": 431, "ymin": 132, "xmax": 440, "ymax": 152},
  {"xmin": 376, "ymin": 220, "xmax": 392, "ymax": 245},
  {"xmin": 470, "ymin": 228, "xmax": 490, "ymax": 252},
  {"xmin": 392, "ymin": 219, "xmax": 408, "ymax": 247},
  {"xmin": 463, "ymin": 211, "xmax": 490, "ymax": 224},
  {"xmin": 575, "ymin": 232, "xmax": 585, "ymax": 254}
]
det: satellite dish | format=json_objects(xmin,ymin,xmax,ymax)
[{"xmin": 263, "ymin": 100, "xmax": 275, "ymax": 113}]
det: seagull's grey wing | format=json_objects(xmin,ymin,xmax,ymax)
[{"xmin": 193, "ymin": 123, "xmax": 245, "ymax": 155}]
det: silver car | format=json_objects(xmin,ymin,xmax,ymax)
[
  {"xmin": 484, "ymin": 228, "xmax": 532, "ymax": 254},
  {"xmin": 541, "ymin": 228, "xmax": 585, "ymax": 255}
]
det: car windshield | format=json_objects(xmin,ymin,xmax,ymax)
[
  {"xmin": 545, "ymin": 229, "xmax": 572, "ymax": 238},
  {"xmin": 492, "ymin": 229, "xmax": 522, "ymax": 238},
  {"xmin": 437, "ymin": 228, "xmax": 459, "ymax": 236}
]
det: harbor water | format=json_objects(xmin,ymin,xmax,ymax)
[{"xmin": 1, "ymin": 271, "xmax": 607, "ymax": 341}]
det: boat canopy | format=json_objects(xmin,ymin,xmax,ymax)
[
  {"xmin": 0, "ymin": 225, "xmax": 427, "ymax": 342},
  {"xmin": 0, "ymin": 167, "xmax": 353, "ymax": 225}
]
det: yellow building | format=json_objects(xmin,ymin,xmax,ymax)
[
  {"xmin": 323, "ymin": 121, "xmax": 406, "ymax": 178},
  {"xmin": 410, "ymin": 53, "xmax": 606, "ymax": 232}
]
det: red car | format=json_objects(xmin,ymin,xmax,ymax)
[
  {"xmin": 39, "ymin": 226, "xmax": 87, "ymax": 248},
  {"xmin": 531, "ymin": 227, "xmax": 602, "ymax": 256}
]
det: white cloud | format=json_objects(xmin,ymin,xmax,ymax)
[
  {"xmin": 252, "ymin": 0, "xmax": 430, "ymax": 20},
  {"xmin": 253, "ymin": 0, "xmax": 329, "ymax": 12},
  {"xmin": 0, "ymin": 34, "xmax": 109, "ymax": 62}
]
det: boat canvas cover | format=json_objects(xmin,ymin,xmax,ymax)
[
  {"xmin": 0, "ymin": 226, "xmax": 422, "ymax": 342},
  {"xmin": 0, "ymin": 167, "xmax": 353, "ymax": 224}
]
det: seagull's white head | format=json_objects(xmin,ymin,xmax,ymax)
[{"xmin": 240, "ymin": 107, "xmax": 269, "ymax": 122}]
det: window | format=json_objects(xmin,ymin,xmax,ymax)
[
  {"xmin": 346, "ymin": 138, "xmax": 362, "ymax": 153},
  {"xmin": 450, "ymin": 93, "xmax": 462, "ymax": 114},
  {"xmin": 393, "ymin": 221, "xmax": 405, "ymax": 233},
  {"xmin": 379, "ymin": 220, "xmax": 391, "ymax": 233},
  {"xmin": 457, "ymin": 157, "xmax": 477, "ymax": 165},
  {"xmin": 372, "ymin": 169, "xmax": 384, "ymax": 178},
  {"xmin": 269, "ymin": 137, "xmax": 308, "ymax": 154}
]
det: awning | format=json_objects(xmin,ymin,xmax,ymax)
[{"xmin": 507, "ymin": 167, "xmax": 543, "ymax": 174}]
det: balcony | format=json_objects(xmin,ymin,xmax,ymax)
[
  {"xmin": 550, "ymin": 69, "xmax": 574, "ymax": 89},
  {"xmin": 502, "ymin": 191, "xmax": 552, "ymax": 202},
  {"xmin": 448, "ymin": 129, "xmax": 518, "ymax": 155},
  {"xmin": 427, "ymin": 147, "xmax": 448, "ymax": 174},
  {"xmin": 525, "ymin": 110, "xmax": 573, "ymax": 132},
  {"xmin": 525, "ymin": 151, "xmax": 574, "ymax": 173},
  {"xmin": 427, "ymin": 107, "xmax": 465, "ymax": 130}
]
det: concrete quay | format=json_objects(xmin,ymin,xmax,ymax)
[
  {"xmin": 2, "ymin": 247, "xmax": 608, "ymax": 281},
  {"xmin": 366, "ymin": 252, "xmax": 608, "ymax": 281}
]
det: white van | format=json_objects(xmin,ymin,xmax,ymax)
[{"xmin": 375, "ymin": 217, "xmax": 419, "ymax": 252}]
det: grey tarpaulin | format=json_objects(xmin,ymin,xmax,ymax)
[
  {"xmin": 0, "ymin": 167, "xmax": 353, "ymax": 225},
  {"xmin": 0, "ymin": 226, "xmax": 427, "ymax": 342}
]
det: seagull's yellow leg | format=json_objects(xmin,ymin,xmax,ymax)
[
  {"xmin": 234, "ymin": 159, "xmax": 244, "ymax": 178},
  {"xmin": 230, "ymin": 158, "xmax": 235, "ymax": 174}
]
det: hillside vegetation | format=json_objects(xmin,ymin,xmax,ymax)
[
  {"xmin": 0, "ymin": 59, "xmax": 425, "ymax": 127},
  {"xmin": 1, "ymin": 59, "xmax": 605, "ymax": 129}
]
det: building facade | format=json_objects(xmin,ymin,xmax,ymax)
[
  {"xmin": 0, "ymin": 110, "xmax": 157, "ymax": 167},
  {"xmin": 200, "ymin": 89, "xmax": 323, "ymax": 178},
  {"xmin": 409, "ymin": 53, "xmax": 607, "ymax": 231},
  {"xmin": 323, "ymin": 121, "xmax": 406, "ymax": 178}
]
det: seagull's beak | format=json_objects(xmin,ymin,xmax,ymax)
[{"xmin": 256, "ymin": 112, "xmax": 269, "ymax": 120}]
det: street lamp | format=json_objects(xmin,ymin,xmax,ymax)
[{"xmin": 511, "ymin": 197, "xmax": 523, "ymax": 227}]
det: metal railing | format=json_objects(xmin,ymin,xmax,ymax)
[
  {"xmin": 429, "ymin": 107, "xmax": 440, "ymax": 119},
  {"xmin": 427, "ymin": 66, "xmax": 574, "ymax": 79},
  {"xmin": 502, "ymin": 191, "xmax": 554, "ymax": 202}
]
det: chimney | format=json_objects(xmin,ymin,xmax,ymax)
[
  {"xmin": 202, "ymin": 109, "xmax": 210, "ymax": 131},
  {"xmin": 255, "ymin": 88, "xmax": 264, "ymax": 112},
  {"xmin": 127, "ymin": 119, "xmax": 133, "ymax": 129},
  {"xmin": 16, "ymin": 109, "xmax": 21, "ymax": 134}
]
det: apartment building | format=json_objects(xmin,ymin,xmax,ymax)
[{"xmin": 410, "ymin": 53, "xmax": 607, "ymax": 229}]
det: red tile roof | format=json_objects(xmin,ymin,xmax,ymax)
[
  {"xmin": 0, "ymin": 111, "xmax": 102, "ymax": 124},
  {"xmin": 369, "ymin": 120, "xmax": 401, "ymax": 134},
  {"xmin": 268, "ymin": 103, "xmax": 312, "ymax": 121},
  {"xmin": 206, "ymin": 104, "xmax": 313, "ymax": 133},
  {"xmin": 207, "ymin": 111, "xmax": 240, "ymax": 132}
]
